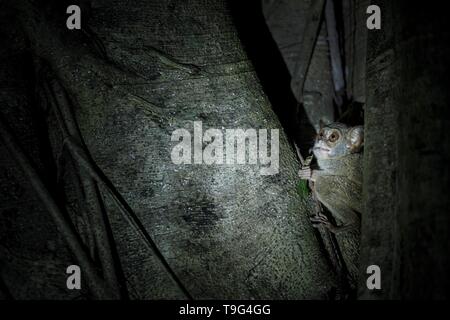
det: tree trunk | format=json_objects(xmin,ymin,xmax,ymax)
[
  {"xmin": 360, "ymin": 0, "xmax": 450, "ymax": 299},
  {"xmin": 1, "ymin": 0, "xmax": 338, "ymax": 299}
]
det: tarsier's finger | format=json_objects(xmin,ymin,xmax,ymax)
[
  {"xmin": 310, "ymin": 217, "xmax": 326, "ymax": 224},
  {"xmin": 318, "ymin": 213, "xmax": 329, "ymax": 220},
  {"xmin": 298, "ymin": 170, "xmax": 309, "ymax": 177}
]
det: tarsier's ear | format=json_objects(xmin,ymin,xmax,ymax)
[{"xmin": 347, "ymin": 126, "xmax": 364, "ymax": 152}]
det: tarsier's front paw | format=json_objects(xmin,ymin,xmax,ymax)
[
  {"xmin": 298, "ymin": 167, "xmax": 312, "ymax": 180},
  {"xmin": 310, "ymin": 213, "xmax": 335, "ymax": 231}
]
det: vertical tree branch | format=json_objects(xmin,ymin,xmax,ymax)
[
  {"xmin": 290, "ymin": 0, "xmax": 326, "ymax": 106},
  {"xmin": 325, "ymin": 0, "xmax": 346, "ymax": 113}
]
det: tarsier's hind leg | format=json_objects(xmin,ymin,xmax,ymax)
[{"xmin": 312, "ymin": 191, "xmax": 360, "ymax": 234}]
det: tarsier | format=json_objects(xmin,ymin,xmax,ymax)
[{"xmin": 299, "ymin": 122, "xmax": 364, "ymax": 233}]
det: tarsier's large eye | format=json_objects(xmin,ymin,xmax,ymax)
[{"xmin": 328, "ymin": 131, "xmax": 340, "ymax": 142}]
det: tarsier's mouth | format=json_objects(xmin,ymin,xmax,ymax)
[{"xmin": 313, "ymin": 147, "xmax": 331, "ymax": 153}]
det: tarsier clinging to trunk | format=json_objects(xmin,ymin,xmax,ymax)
[{"xmin": 299, "ymin": 122, "xmax": 364, "ymax": 233}]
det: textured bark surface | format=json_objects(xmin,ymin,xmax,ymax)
[
  {"xmin": 0, "ymin": 10, "xmax": 81, "ymax": 299},
  {"xmin": 360, "ymin": 0, "xmax": 450, "ymax": 299},
  {"xmin": 0, "ymin": 0, "xmax": 338, "ymax": 299}
]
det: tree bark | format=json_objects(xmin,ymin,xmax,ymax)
[
  {"xmin": 360, "ymin": 0, "xmax": 450, "ymax": 299},
  {"xmin": 1, "ymin": 0, "xmax": 338, "ymax": 299}
]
